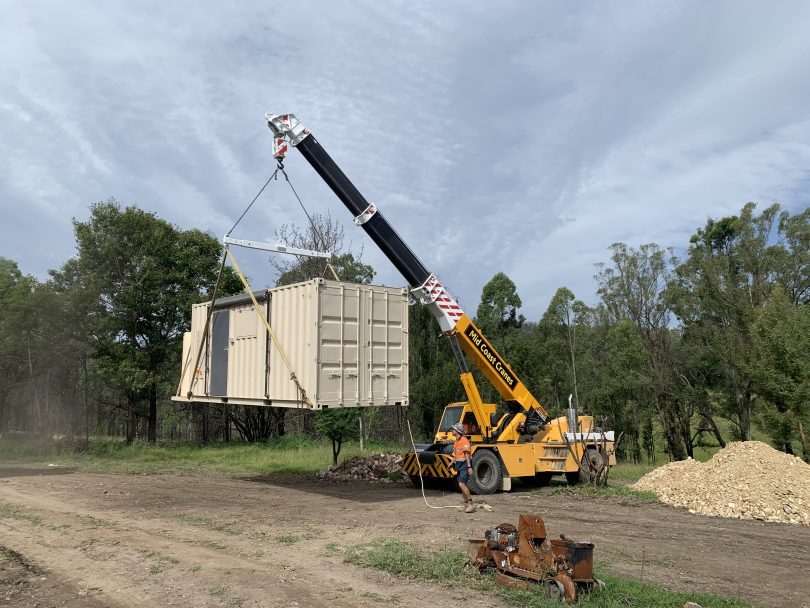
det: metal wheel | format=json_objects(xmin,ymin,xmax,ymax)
[{"xmin": 555, "ymin": 572, "xmax": 577, "ymax": 603}]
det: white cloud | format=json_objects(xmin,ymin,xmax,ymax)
[{"xmin": 1, "ymin": 0, "xmax": 809, "ymax": 321}]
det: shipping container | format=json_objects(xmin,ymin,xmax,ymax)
[{"xmin": 172, "ymin": 279, "xmax": 409, "ymax": 409}]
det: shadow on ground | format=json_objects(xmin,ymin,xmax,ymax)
[
  {"xmin": 0, "ymin": 465, "xmax": 78, "ymax": 478},
  {"xmin": 241, "ymin": 473, "xmax": 469, "ymax": 504}
]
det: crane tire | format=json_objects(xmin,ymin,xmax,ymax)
[
  {"xmin": 567, "ymin": 447, "xmax": 607, "ymax": 485},
  {"xmin": 467, "ymin": 450, "xmax": 502, "ymax": 495}
]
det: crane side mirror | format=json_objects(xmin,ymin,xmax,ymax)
[{"xmin": 490, "ymin": 412, "xmax": 500, "ymax": 428}]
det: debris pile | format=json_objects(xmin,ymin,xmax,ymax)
[
  {"xmin": 633, "ymin": 441, "xmax": 810, "ymax": 525},
  {"xmin": 320, "ymin": 453, "xmax": 404, "ymax": 482}
]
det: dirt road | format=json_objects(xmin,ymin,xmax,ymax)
[{"xmin": 1, "ymin": 465, "xmax": 808, "ymax": 607}]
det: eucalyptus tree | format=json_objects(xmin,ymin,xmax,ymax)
[
  {"xmin": 671, "ymin": 203, "xmax": 787, "ymax": 441},
  {"xmin": 473, "ymin": 272, "xmax": 525, "ymax": 406},
  {"xmin": 539, "ymin": 287, "xmax": 586, "ymax": 409},
  {"xmin": 751, "ymin": 284, "xmax": 810, "ymax": 459},
  {"xmin": 596, "ymin": 243, "xmax": 687, "ymax": 459},
  {"xmin": 67, "ymin": 200, "xmax": 239, "ymax": 443},
  {"xmin": 0, "ymin": 259, "xmax": 38, "ymax": 432}
]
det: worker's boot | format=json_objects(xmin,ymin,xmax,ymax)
[{"xmin": 464, "ymin": 499, "xmax": 476, "ymax": 513}]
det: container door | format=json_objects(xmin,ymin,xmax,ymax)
[
  {"xmin": 358, "ymin": 289, "xmax": 370, "ymax": 405},
  {"xmin": 228, "ymin": 304, "xmax": 265, "ymax": 399},
  {"xmin": 317, "ymin": 283, "xmax": 360, "ymax": 406},
  {"xmin": 209, "ymin": 310, "xmax": 229, "ymax": 396},
  {"xmin": 368, "ymin": 289, "xmax": 404, "ymax": 405}
]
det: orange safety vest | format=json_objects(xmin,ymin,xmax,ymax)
[{"xmin": 453, "ymin": 436, "xmax": 471, "ymax": 461}]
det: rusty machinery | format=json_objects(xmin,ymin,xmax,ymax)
[{"xmin": 468, "ymin": 515, "xmax": 603, "ymax": 603}]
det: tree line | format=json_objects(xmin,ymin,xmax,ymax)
[
  {"xmin": 0, "ymin": 200, "xmax": 807, "ymax": 463},
  {"xmin": 411, "ymin": 202, "xmax": 809, "ymax": 462}
]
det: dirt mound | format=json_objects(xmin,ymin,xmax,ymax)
[
  {"xmin": 633, "ymin": 441, "xmax": 810, "ymax": 525},
  {"xmin": 320, "ymin": 453, "xmax": 404, "ymax": 482}
]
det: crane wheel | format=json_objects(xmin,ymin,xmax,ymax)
[{"xmin": 467, "ymin": 450, "xmax": 502, "ymax": 495}]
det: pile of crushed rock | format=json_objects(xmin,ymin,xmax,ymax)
[
  {"xmin": 319, "ymin": 453, "xmax": 404, "ymax": 482},
  {"xmin": 633, "ymin": 441, "xmax": 809, "ymax": 525}
]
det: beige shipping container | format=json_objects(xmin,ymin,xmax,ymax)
[{"xmin": 172, "ymin": 278, "xmax": 409, "ymax": 409}]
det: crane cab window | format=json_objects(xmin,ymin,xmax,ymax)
[
  {"xmin": 462, "ymin": 412, "xmax": 480, "ymax": 435},
  {"xmin": 438, "ymin": 405, "xmax": 464, "ymax": 432}
]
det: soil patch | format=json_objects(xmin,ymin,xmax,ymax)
[{"xmin": 1, "ymin": 464, "xmax": 809, "ymax": 607}]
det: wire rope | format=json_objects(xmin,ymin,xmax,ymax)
[
  {"xmin": 226, "ymin": 168, "xmax": 279, "ymax": 237},
  {"xmin": 406, "ymin": 420, "xmax": 463, "ymax": 510},
  {"xmin": 279, "ymin": 164, "xmax": 329, "ymax": 254}
]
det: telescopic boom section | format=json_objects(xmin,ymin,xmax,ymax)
[{"xmin": 265, "ymin": 113, "xmax": 549, "ymax": 423}]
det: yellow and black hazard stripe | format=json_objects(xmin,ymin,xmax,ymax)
[{"xmin": 402, "ymin": 452, "xmax": 456, "ymax": 479}]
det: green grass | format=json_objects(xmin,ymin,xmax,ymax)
[
  {"xmin": 201, "ymin": 540, "xmax": 226, "ymax": 550},
  {"xmin": 0, "ymin": 435, "xmax": 403, "ymax": 476},
  {"xmin": 276, "ymin": 534, "xmax": 299, "ymax": 545},
  {"xmin": 542, "ymin": 483, "xmax": 659, "ymax": 503},
  {"xmin": 0, "ymin": 427, "xmax": 785, "ymax": 483},
  {"xmin": 345, "ymin": 538, "xmax": 754, "ymax": 608},
  {"xmin": 176, "ymin": 514, "xmax": 236, "ymax": 534},
  {"xmin": 0, "ymin": 433, "xmax": 79, "ymax": 459},
  {"xmin": 324, "ymin": 542, "xmax": 341, "ymax": 557},
  {"xmin": 345, "ymin": 539, "xmax": 466, "ymax": 582},
  {"xmin": 0, "ymin": 503, "xmax": 43, "ymax": 525},
  {"xmin": 608, "ymin": 462, "xmax": 656, "ymax": 482},
  {"xmin": 79, "ymin": 515, "xmax": 114, "ymax": 529}
]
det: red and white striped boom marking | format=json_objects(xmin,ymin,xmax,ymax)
[{"xmin": 412, "ymin": 273, "xmax": 464, "ymax": 332}]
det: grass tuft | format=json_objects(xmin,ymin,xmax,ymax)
[
  {"xmin": 345, "ymin": 539, "xmax": 466, "ymax": 582},
  {"xmin": 541, "ymin": 483, "xmax": 659, "ymax": 503},
  {"xmin": 0, "ymin": 504, "xmax": 43, "ymax": 525},
  {"xmin": 345, "ymin": 538, "xmax": 754, "ymax": 608},
  {"xmin": 275, "ymin": 535, "xmax": 299, "ymax": 545}
]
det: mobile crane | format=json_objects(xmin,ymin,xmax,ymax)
[{"xmin": 266, "ymin": 114, "xmax": 614, "ymax": 494}]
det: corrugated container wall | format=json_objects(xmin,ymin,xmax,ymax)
[{"xmin": 173, "ymin": 279, "xmax": 409, "ymax": 409}]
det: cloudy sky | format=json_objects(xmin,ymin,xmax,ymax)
[{"xmin": 2, "ymin": 1, "xmax": 809, "ymax": 320}]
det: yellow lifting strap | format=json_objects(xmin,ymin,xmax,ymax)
[
  {"xmin": 323, "ymin": 260, "xmax": 340, "ymax": 281},
  {"xmin": 176, "ymin": 250, "xmax": 228, "ymax": 398},
  {"xmin": 225, "ymin": 247, "xmax": 313, "ymax": 407}
]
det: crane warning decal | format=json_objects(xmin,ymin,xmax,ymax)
[{"xmin": 464, "ymin": 326, "xmax": 517, "ymax": 390}]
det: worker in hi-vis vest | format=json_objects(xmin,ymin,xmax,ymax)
[{"xmin": 450, "ymin": 423, "xmax": 476, "ymax": 513}]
